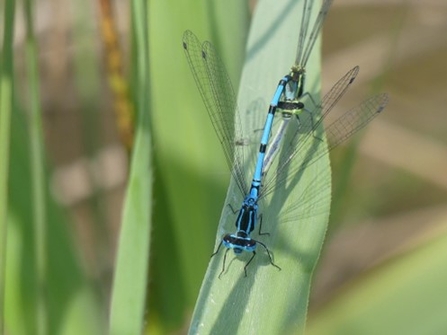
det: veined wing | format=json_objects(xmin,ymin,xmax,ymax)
[
  {"xmin": 295, "ymin": 0, "xmax": 333, "ymax": 68},
  {"xmin": 261, "ymin": 68, "xmax": 388, "ymax": 198},
  {"xmin": 183, "ymin": 30, "xmax": 248, "ymax": 196}
]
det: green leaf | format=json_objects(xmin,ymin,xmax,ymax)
[
  {"xmin": 189, "ymin": 1, "xmax": 330, "ymax": 334},
  {"xmin": 307, "ymin": 223, "xmax": 447, "ymax": 335},
  {"xmin": 24, "ymin": 0, "xmax": 49, "ymax": 333},
  {"xmin": 108, "ymin": 0, "xmax": 152, "ymax": 334},
  {"xmin": 0, "ymin": 0, "xmax": 15, "ymax": 331},
  {"xmin": 147, "ymin": 0, "xmax": 248, "ymax": 330}
]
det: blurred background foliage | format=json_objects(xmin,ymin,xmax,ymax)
[{"xmin": 1, "ymin": 0, "xmax": 447, "ymax": 334}]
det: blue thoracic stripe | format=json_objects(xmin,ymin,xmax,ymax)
[
  {"xmin": 235, "ymin": 208, "xmax": 244, "ymax": 231},
  {"xmin": 248, "ymin": 209, "xmax": 255, "ymax": 233}
]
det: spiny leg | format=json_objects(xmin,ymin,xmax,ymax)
[
  {"xmin": 227, "ymin": 203, "xmax": 239, "ymax": 214},
  {"xmin": 243, "ymin": 251, "xmax": 257, "ymax": 277},
  {"xmin": 218, "ymin": 248, "xmax": 231, "ymax": 279},
  {"xmin": 299, "ymin": 91, "xmax": 322, "ymax": 141},
  {"xmin": 257, "ymin": 214, "xmax": 270, "ymax": 236},
  {"xmin": 211, "ymin": 240, "xmax": 223, "ymax": 258},
  {"xmin": 257, "ymin": 240, "xmax": 281, "ymax": 271}
]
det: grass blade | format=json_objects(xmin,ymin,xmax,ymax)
[
  {"xmin": 108, "ymin": 0, "xmax": 152, "ymax": 333},
  {"xmin": 0, "ymin": 0, "xmax": 16, "ymax": 332},
  {"xmin": 24, "ymin": 0, "xmax": 48, "ymax": 333}
]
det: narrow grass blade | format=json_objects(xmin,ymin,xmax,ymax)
[
  {"xmin": 24, "ymin": 0, "xmax": 48, "ymax": 333},
  {"xmin": 0, "ymin": 0, "xmax": 16, "ymax": 332},
  {"xmin": 108, "ymin": 0, "xmax": 152, "ymax": 334}
]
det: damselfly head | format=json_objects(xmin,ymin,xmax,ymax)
[{"xmin": 290, "ymin": 65, "xmax": 305, "ymax": 82}]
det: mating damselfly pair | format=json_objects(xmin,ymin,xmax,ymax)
[{"xmin": 183, "ymin": 0, "xmax": 388, "ymax": 277}]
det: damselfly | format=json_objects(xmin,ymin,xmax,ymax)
[
  {"xmin": 182, "ymin": 30, "xmax": 388, "ymax": 277},
  {"xmin": 263, "ymin": 0, "xmax": 335, "ymax": 172}
]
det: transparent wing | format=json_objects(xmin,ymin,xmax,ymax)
[
  {"xmin": 295, "ymin": 0, "xmax": 333, "ymax": 68},
  {"xmin": 182, "ymin": 30, "xmax": 248, "ymax": 196},
  {"xmin": 295, "ymin": 0, "xmax": 313, "ymax": 66},
  {"xmin": 261, "ymin": 74, "xmax": 388, "ymax": 198},
  {"xmin": 263, "ymin": 66, "xmax": 359, "ymax": 175}
]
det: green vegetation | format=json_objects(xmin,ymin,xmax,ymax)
[{"xmin": 0, "ymin": 0, "xmax": 446, "ymax": 334}]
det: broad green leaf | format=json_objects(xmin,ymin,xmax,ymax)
[
  {"xmin": 147, "ymin": 0, "xmax": 248, "ymax": 330},
  {"xmin": 307, "ymin": 222, "xmax": 447, "ymax": 335},
  {"xmin": 189, "ymin": 0, "xmax": 330, "ymax": 334}
]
